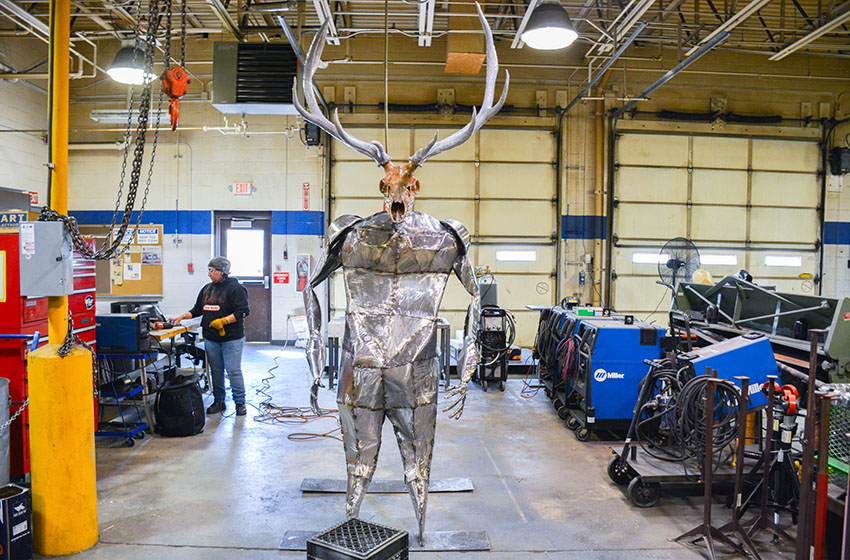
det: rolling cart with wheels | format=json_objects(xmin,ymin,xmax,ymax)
[{"xmin": 475, "ymin": 306, "xmax": 513, "ymax": 392}]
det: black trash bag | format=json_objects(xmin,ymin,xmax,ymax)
[{"xmin": 154, "ymin": 374, "xmax": 205, "ymax": 437}]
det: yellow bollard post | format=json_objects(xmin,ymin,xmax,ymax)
[{"xmin": 27, "ymin": 344, "xmax": 97, "ymax": 555}]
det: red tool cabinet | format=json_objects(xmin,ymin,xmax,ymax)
[{"xmin": 0, "ymin": 233, "xmax": 96, "ymax": 478}]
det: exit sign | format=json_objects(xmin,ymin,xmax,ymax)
[{"xmin": 232, "ymin": 182, "xmax": 252, "ymax": 195}]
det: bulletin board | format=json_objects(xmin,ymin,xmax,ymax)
[{"xmin": 78, "ymin": 224, "xmax": 164, "ymax": 297}]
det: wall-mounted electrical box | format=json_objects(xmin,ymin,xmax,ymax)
[
  {"xmin": 19, "ymin": 222, "xmax": 74, "ymax": 297},
  {"xmin": 830, "ymin": 147, "xmax": 850, "ymax": 175}
]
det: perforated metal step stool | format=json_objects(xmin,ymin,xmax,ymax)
[{"xmin": 307, "ymin": 518, "xmax": 408, "ymax": 560}]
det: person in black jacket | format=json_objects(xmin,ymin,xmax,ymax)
[{"xmin": 170, "ymin": 257, "xmax": 250, "ymax": 416}]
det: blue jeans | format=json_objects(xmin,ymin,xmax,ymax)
[{"xmin": 205, "ymin": 337, "xmax": 246, "ymax": 405}]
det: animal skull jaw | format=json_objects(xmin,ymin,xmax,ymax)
[{"xmin": 388, "ymin": 200, "xmax": 408, "ymax": 223}]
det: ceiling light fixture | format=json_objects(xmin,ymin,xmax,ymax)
[
  {"xmin": 90, "ymin": 108, "xmax": 169, "ymax": 123},
  {"xmin": 106, "ymin": 41, "xmax": 154, "ymax": 85},
  {"xmin": 520, "ymin": 2, "xmax": 578, "ymax": 50}
]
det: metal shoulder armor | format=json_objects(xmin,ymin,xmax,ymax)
[
  {"xmin": 328, "ymin": 214, "xmax": 363, "ymax": 247},
  {"xmin": 440, "ymin": 218, "xmax": 471, "ymax": 255}
]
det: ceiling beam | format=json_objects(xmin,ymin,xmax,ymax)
[
  {"xmin": 769, "ymin": 8, "xmax": 850, "ymax": 59},
  {"xmin": 206, "ymin": 0, "xmax": 244, "ymax": 41},
  {"xmin": 684, "ymin": 0, "xmax": 772, "ymax": 55}
]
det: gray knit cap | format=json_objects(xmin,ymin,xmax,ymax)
[{"xmin": 208, "ymin": 256, "xmax": 231, "ymax": 275}]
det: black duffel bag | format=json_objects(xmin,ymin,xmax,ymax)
[{"xmin": 154, "ymin": 374, "xmax": 205, "ymax": 437}]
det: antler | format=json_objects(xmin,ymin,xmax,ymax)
[
  {"xmin": 293, "ymin": 21, "xmax": 392, "ymax": 167},
  {"xmin": 408, "ymin": 2, "xmax": 510, "ymax": 170}
]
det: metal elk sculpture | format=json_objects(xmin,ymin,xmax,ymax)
[{"xmin": 298, "ymin": 3, "xmax": 508, "ymax": 544}]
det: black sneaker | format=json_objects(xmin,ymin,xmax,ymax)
[
  {"xmin": 206, "ymin": 401, "xmax": 225, "ymax": 414},
  {"xmin": 235, "ymin": 404, "xmax": 247, "ymax": 416}
]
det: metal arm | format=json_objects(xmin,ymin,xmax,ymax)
[{"xmin": 443, "ymin": 250, "xmax": 480, "ymax": 420}]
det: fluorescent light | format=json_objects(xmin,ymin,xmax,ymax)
[
  {"xmin": 520, "ymin": 3, "xmax": 578, "ymax": 50},
  {"xmin": 90, "ymin": 109, "xmax": 169, "ymax": 124},
  {"xmin": 700, "ymin": 254, "xmax": 738, "ymax": 266},
  {"xmin": 765, "ymin": 255, "xmax": 802, "ymax": 267},
  {"xmin": 496, "ymin": 250, "xmax": 536, "ymax": 262},
  {"xmin": 632, "ymin": 252, "xmax": 667, "ymax": 264}
]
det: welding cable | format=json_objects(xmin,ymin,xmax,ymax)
[
  {"xmin": 673, "ymin": 376, "xmax": 740, "ymax": 461},
  {"xmin": 520, "ymin": 359, "xmax": 541, "ymax": 398},
  {"xmin": 250, "ymin": 354, "xmax": 342, "ymax": 441},
  {"xmin": 634, "ymin": 365, "xmax": 689, "ymax": 462}
]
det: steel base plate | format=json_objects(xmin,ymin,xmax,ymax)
[
  {"xmin": 300, "ymin": 477, "xmax": 474, "ymax": 493},
  {"xmin": 282, "ymin": 530, "xmax": 489, "ymax": 552}
]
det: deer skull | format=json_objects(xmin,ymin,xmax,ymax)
[{"xmin": 294, "ymin": 2, "xmax": 508, "ymax": 224}]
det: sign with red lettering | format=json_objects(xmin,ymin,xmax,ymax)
[
  {"xmin": 232, "ymin": 182, "xmax": 252, "ymax": 195},
  {"xmin": 273, "ymin": 272, "xmax": 289, "ymax": 284},
  {"xmin": 302, "ymin": 182, "xmax": 310, "ymax": 210},
  {"xmin": 28, "ymin": 191, "xmax": 38, "ymax": 205}
]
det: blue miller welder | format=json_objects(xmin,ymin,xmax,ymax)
[{"xmin": 567, "ymin": 317, "xmax": 666, "ymax": 441}]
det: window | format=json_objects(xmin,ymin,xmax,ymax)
[
  {"xmin": 496, "ymin": 250, "xmax": 536, "ymax": 262},
  {"xmin": 764, "ymin": 254, "xmax": 802, "ymax": 267},
  {"xmin": 700, "ymin": 254, "xmax": 738, "ymax": 266},
  {"xmin": 632, "ymin": 252, "xmax": 667, "ymax": 264},
  {"xmin": 226, "ymin": 229, "xmax": 265, "ymax": 276}
]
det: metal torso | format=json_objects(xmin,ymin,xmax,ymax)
[{"xmin": 339, "ymin": 211, "xmax": 458, "ymax": 368}]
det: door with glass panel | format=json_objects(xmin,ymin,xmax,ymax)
[{"xmin": 215, "ymin": 212, "xmax": 271, "ymax": 342}]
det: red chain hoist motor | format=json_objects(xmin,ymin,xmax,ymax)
[{"xmin": 161, "ymin": 66, "xmax": 190, "ymax": 131}]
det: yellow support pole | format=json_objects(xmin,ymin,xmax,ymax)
[
  {"xmin": 28, "ymin": 346, "xmax": 97, "ymax": 555},
  {"xmin": 26, "ymin": 0, "xmax": 98, "ymax": 555},
  {"xmin": 47, "ymin": 0, "xmax": 69, "ymax": 345}
]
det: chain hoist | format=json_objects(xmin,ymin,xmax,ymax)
[
  {"xmin": 161, "ymin": 0, "xmax": 190, "ymax": 131},
  {"xmin": 40, "ymin": 0, "xmax": 163, "ymax": 262}
]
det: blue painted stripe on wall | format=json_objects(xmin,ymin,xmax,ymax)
[
  {"xmin": 70, "ymin": 210, "xmax": 326, "ymax": 236},
  {"xmin": 562, "ymin": 215, "xmax": 606, "ymax": 240},
  {"xmin": 825, "ymin": 221, "xmax": 850, "ymax": 245},
  {"xmin": 70, "ymin": 210, "xmax": 213, "ymax": 234},
  {"xmin": 272, "ymin": 211, "xmax": 325, "ymax": 235}
]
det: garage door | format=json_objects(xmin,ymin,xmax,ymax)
[
  {"xmin": 610, "ymin": 130, "xmax": 821, "ymax": 326},
  {"xmin": 330, "ymin": 126, "xmax": 557, "ymax": 347}
]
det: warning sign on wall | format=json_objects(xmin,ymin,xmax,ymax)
[
  {"xmin": 302, "ymin": 183, "xmax": 310, "ymax": 210},
  {"xmin": 273, "ymin": 272, "xmax": 290, "ymax": 284}
]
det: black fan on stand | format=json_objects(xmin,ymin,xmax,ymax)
[{"xmin": 657, "ymin": 237, "xmax": 700, "ymax": 292}]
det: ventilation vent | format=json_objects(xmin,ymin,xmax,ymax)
[{"xmin": 212, "ymin": 42, "xmax": 300, "ymax": 115}]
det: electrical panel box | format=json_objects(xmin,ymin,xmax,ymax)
[
  {"xmin": 18, "ymin": 222, "xmax": 73, "ymax": 297},
  {"xmin": 830, "ymin": 147, "xmax": 850, "ymax": 175}
]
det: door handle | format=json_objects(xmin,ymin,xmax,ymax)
[{"xmin": 263, "ymin": 275, "xmax": 270, "ymax": 289}]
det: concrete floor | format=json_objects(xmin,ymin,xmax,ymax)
[{"xmin": 47, "ymin": 344, "xmax": 799, "ymax": 559}]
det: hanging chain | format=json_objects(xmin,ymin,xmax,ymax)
[
  {"xmin": 39, "ymin": 0, "xmax": 162, "ymax": 261},
  {"xmin": 180, "ymin": 0, "xmax": 187, "ymax": 67},
  {"xmin": 164, "ymin": 0, "xmax": 172, "ymax": 67},
  {"xmin": 0, "ymin": 398, "xmax": 28, "ymax": 438},
  {"xmin": 56, "ymin": 311, "xmax": 99, "ymax": 400}
]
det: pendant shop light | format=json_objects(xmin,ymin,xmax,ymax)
[
  {"xmin": 520, "ymin": 1, "xmax": 578, "ymax": 50},
  {"xmin": 107, "ymin": 41, "xmax": 155, "ymax": 85}
]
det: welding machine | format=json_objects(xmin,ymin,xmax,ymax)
[
  {"xmin": 568, "ymin": 317, "xmax": 666, "ymax": 440},
  {"xmin": 95, "ymin": 313, "xmax": 151, "ymax": 354},
  {"xmin": 677, "ymin": 332, "xmax": 776, "ymax": 408}
]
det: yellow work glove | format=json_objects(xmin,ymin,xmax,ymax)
[{"xmin": 209, "ymin": 317, "xmax": 228, "ymax": 336}]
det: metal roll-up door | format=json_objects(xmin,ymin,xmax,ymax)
[
  {"xmin": 331, "ymin": 126, "xmax": 557, "ymax": 347},
  {"xmin": 610, "ymin": 130, "xmax": 821, "ymax": 325}
]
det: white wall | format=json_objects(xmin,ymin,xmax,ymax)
[
  {"xmin": 0, "ymin": 38, "xmax": 48, "ymax": 200},
  {"xmin": 69, "ymin": 105, "xmax": 327, "ymax": 343}
]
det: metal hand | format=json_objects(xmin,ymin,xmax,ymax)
[
  {"xmin": 442, "ymin": 383, "xmax": 468, "ymax": 420},
  {"xmin": 310, "ymin": 378, "xmax": 325, "ymax": 416}
]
